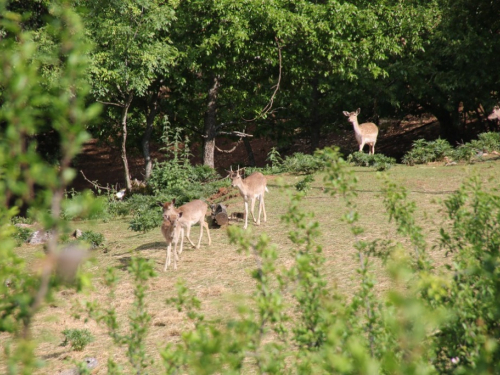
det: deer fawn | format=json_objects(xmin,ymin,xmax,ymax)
[
  {"xmin": 343, "ymin": 108, "xmax": 379, "ymax": 155},
  {"xmin": 162, "ymin": 199, "xmax": 211, "ymax": 249},
  {"xmin": 228, "ymin": 166, "xmax": 268, "ymax": 229},
  {"xmin": 488, "ymin": 106, "xmax": 500, "ymax": 121},
  {"xmin": 158, "ymin": 203, "xmax": 184, "ymax": 271}
]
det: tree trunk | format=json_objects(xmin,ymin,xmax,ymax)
[
  {"xmin": 202, "ymin": 76, "xmax": 220, "ymax": 168},
  {"xmin": 309, "ymin": 77, "xmax": 321, "ymax": 152},
  {"xmin": 433, "ymin": 106, "xmax": 462, "ymax": 144},
  {"xmin": 243, "ymin": 127, "xmax": 256, "ymax": 167},
  {"xmin": 121, "ymin": 92, "xmax": 134, "ymax": 190},
  {"xmin": 142, "ymin": 90, "xmax": 160, "ymax": 180}
]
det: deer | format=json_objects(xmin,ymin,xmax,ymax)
[
  {"xmin": 161, "ymin": 199, "xmax": 211, "ymax": 250},
  {"xmin": 343, "ymin": 108, "xmax": 379, "ymax": 155},
  {"xmin": 228, "ymin": 166, "xmax": 268, "ymax": 229},
  {"xmin": 159, "ymin": 204, "xmax": 184, "ymax": 271},
  {"xmin": 487, "ymin": 106, "xmax": 500, "ymax": 121}
]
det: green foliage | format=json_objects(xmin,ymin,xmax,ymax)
[
  {"xmin": 348, "ymin": 152, "xmax": 397, "ymax": 171},
  {"xmin": 403, "ymin": 133, "xmax": 500, "ymax": 165},
  {"xmin": 87, "ymin": 257, "xmax": 156, "ymax": 373},
  {"xmin": 282, "ymin": 152, "xmax": 326, "ymax": 174},
  {"xmin": 0, "ymin": 3, "xmax": 99, "ymax": 373},
  {"xmin": 254, "ymin": 149, "xmax": 327, "ymax": 175},
  {"xmin": 432, "ymin": 177, "xmax": 500, "ymax": 371},
  {"xmin": 402, "ymin": 138, "xmax": 454, "ymax": 165},
  {"xmin": 61, "ymin": 328, "xmax": 94, "ymax": 351},
  {"xmin": 12, "ymin": 226, "xmax": 34, "ymax": 246},
  {"xmin": 126, "ymin": 195, "xmax": 163, "ymax": 233},
  {"xmin": 295, "ymin": 175, "xmax": 314, "ymax": 192},
  {"xmin": 79, "ymin": 230, "xmax": 105, "ymax": 249}
]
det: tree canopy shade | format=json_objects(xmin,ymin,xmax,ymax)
[
  {"xmin": 162, "ymin": 0, "xmax": 445, "ymax": 166},
  {"xmin": 374, "ymin": 0, "xmax": 500, "ymax": 142},
  {"xmin": 79, "ymin": 0, "xmax": 178, "ymax": 185}
]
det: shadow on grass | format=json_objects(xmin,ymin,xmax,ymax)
[
  {"xmin": 135, "ymin": 242, "xmax": 165, "ymax": 252},
  {"xmin": 117, "ymin": 256, "xmax": 132, "ymax": 270}
]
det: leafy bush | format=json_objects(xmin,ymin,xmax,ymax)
[
  {"xmin": 11, "ymin": 216, "xmax": 34, "ymax": 225},
  {"xmin": 282, "ymin": 152, "xmax": 326, "ymax": 174},
  {"xmin": 403, "ymin": 133, "xmax": 500, "ymax": 165},
  {"xmin": 295, "ymin": 175, "xmax": 315, "ymax": 192},
  {"xmin": 472, "ymin": 131, "xmax": 500, "ymax": 152},
  {"xmin": 452, "ymin": 142, "xmax": 477, "ymax": 163},
  {"xmin": 189, "ymin": 164, "xmax": 221, "ymax": 183},
  {"xmin": 402, "ymin": 138, "xmax": 454, "ymax": 165},
  {"xmin": 12, "ymin": 226, "xmax": 34, "ymax": 246},
  {"xmin": 79, "ymin": 230, "xmax": 105, "ymax": 249},
  {"xmin": 61, "ymin": 328, "xmax": 94, "ymax": 351},
  {"xmin": 348, "ymin": 151, "xmax": 396, "ymax": 170}
]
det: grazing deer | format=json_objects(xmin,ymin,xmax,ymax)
[
  {"xmin": 343, "ymin": 108, "xmax": 379, "ymax": 155},
  {"xmin": 162, "ymin": 199, "xmax": 211, "ymax": 249},
  {"xmin": 228, "ymin": 166, "xmax": 268, "ymax": 229},
  {"xmin": 488, "ymin": 106, "xmax": 500, "ymax": 121},
  {"xmin": 158, "ymin": 203, "xmax": 184, "ymax": 271}
]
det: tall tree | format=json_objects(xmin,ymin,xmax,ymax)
[
  {"xmin": 167, "ymin": 0, "xmax": 284, "ymax": 168},
  {"xmin": 80, "ymin": 0, "xmax": 178, "ymax": 187},
  {"xmin": 375, "ymin": 0, "xmax": 500, "ymax": 142}
]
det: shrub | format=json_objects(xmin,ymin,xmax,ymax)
[
  {"xmin": 348, "ymin": 152, "xmax": 396, "ymax": 171},
  {"xmin": 474, "ymin": 131, "xmax": 500, "ymax": 152},
  {"xmin": 295, "ymin": 175, "xmax": 315, "ymax": 192},
  {"xmin": 402, "ymin": 138, "xmax": 454, "ymax": 165},
  {"xmin": 148, "ymin": 159, "xmax": 192, "ymax": 195},
  {"xmin": 61, "ymin": 328, "xmax": 94, "ymax": 351},
  {"xmin": 282, "ymin": 152, "xmax": 326, "ymax": 174},
  {"xmin": 80, "ymin": 230, "xmax": 105, "ymax": 249},
  {"xmin": 12, "ymin": 226, "xmax": 34, "ymax": 246}
]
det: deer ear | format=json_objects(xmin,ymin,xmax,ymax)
[
  {"xmin": 172, "ymin": 198, "xmax": 176, "ymax": 205},
  {"xmin": 157, "ymin": 201, "xmax": 164, "ymax": 208},
  {"xmin": 343, "ymin": 111, "xmax": 350, "ymax": 117},
  {"xmin": 356, "ymin": 108, "xmax": 361, "ymax": 115}
]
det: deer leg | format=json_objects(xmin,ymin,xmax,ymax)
[
  {"xmin": 195, "ymin": 220, "xmax": 203, "ymax": 249},
  {"xmin": 185, "ymin": 225, "xmax": 197, "ymax": 248},
  {"xmin": 173, "ymin": 240, "xmax": 178, "ymax": 270},
  {"xmin": 203, "ymin": 220, "xmax": 211, "ymax": 246},
  {"xmin": 164, "ymin": 243, "xmax": 172, "ymax": 272},
  {"xmin": 260, "ymin": 195, "xmax": 266, "ymax": 223},
  {"xmin": 178, "ymin": 228, "xmax": 185, "ymax": 255},
  {"xmin": 359, "ymin": 141, "xmax": 365, "ymax": 153},
  {"xmin": 243, "ymin": 200, "xmax": 249, "ymax": 229},
  {"xmin": 250, "ymin": 197, "xmax": 258, "ymax": 223}
]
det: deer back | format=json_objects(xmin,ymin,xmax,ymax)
[
  {"xmin": 178, "ymin": 199, "xmax": 208, "ymax": 226},
  {"xmin": 239, "ymin": 172, "xmax": 267, "ymax": 197}
]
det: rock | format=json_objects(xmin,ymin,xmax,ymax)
[
  {"xmin": 28, "ymin": 230, "xmax": 55, "ymax": 245},
  {"xmin": 58, "ymin": 357, "xmax": 98, "ymax": 375}
]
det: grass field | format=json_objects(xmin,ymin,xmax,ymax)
[{"xmin": 3, "ymin": 158, "xmax": 500, "ymax": 374}]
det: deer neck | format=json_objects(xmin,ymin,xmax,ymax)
[
  {"xmin": 351, "ymin": 118, "xmax": 363, "ymax": 135},
  {"xmin": 235, "ymin": 180, "xmax": 250, "ymax": 196}
]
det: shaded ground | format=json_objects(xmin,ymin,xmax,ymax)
[{"xmin": 71, "ymin": 116, "xmax": 442, "ymax": 191}]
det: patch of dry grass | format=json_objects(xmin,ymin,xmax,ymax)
[{"xmin": 5, "ymin": 159, "xmax": 500, "ymax": 374}]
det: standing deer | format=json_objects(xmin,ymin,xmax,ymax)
[
  {"xmin": 488, "ymin": 106, "xmax": 500, "ymax": 121},
  {"xmin": 162, "ymin": 199, "xmax": 211, "ymax": 249},
  {"xmin": 229, "ymin": 166, "xmax": 268, "ymax": 229},
  {"xmin": 158, "ymin": 203, "xmax": 184, "ymax": 271},
  {"xmin": 343, "ymin": 108, "xmax": 379, "ymax": 155}
]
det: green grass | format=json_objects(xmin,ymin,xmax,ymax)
[{"xmin": 11, "ymin": 159, "xmax": 500, "ymax": 374}]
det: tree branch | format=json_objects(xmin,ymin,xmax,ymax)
[
  {"xmin": 80, "ymin": 170, "xmax": 113, "ymax": 191},
  {"xmin": 243, "ymin": 37, "xmax": 282, "ymax": 122},
  {"xmin": 215, "ymin": 138, "xmax": 243, "ymax": 153}
]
